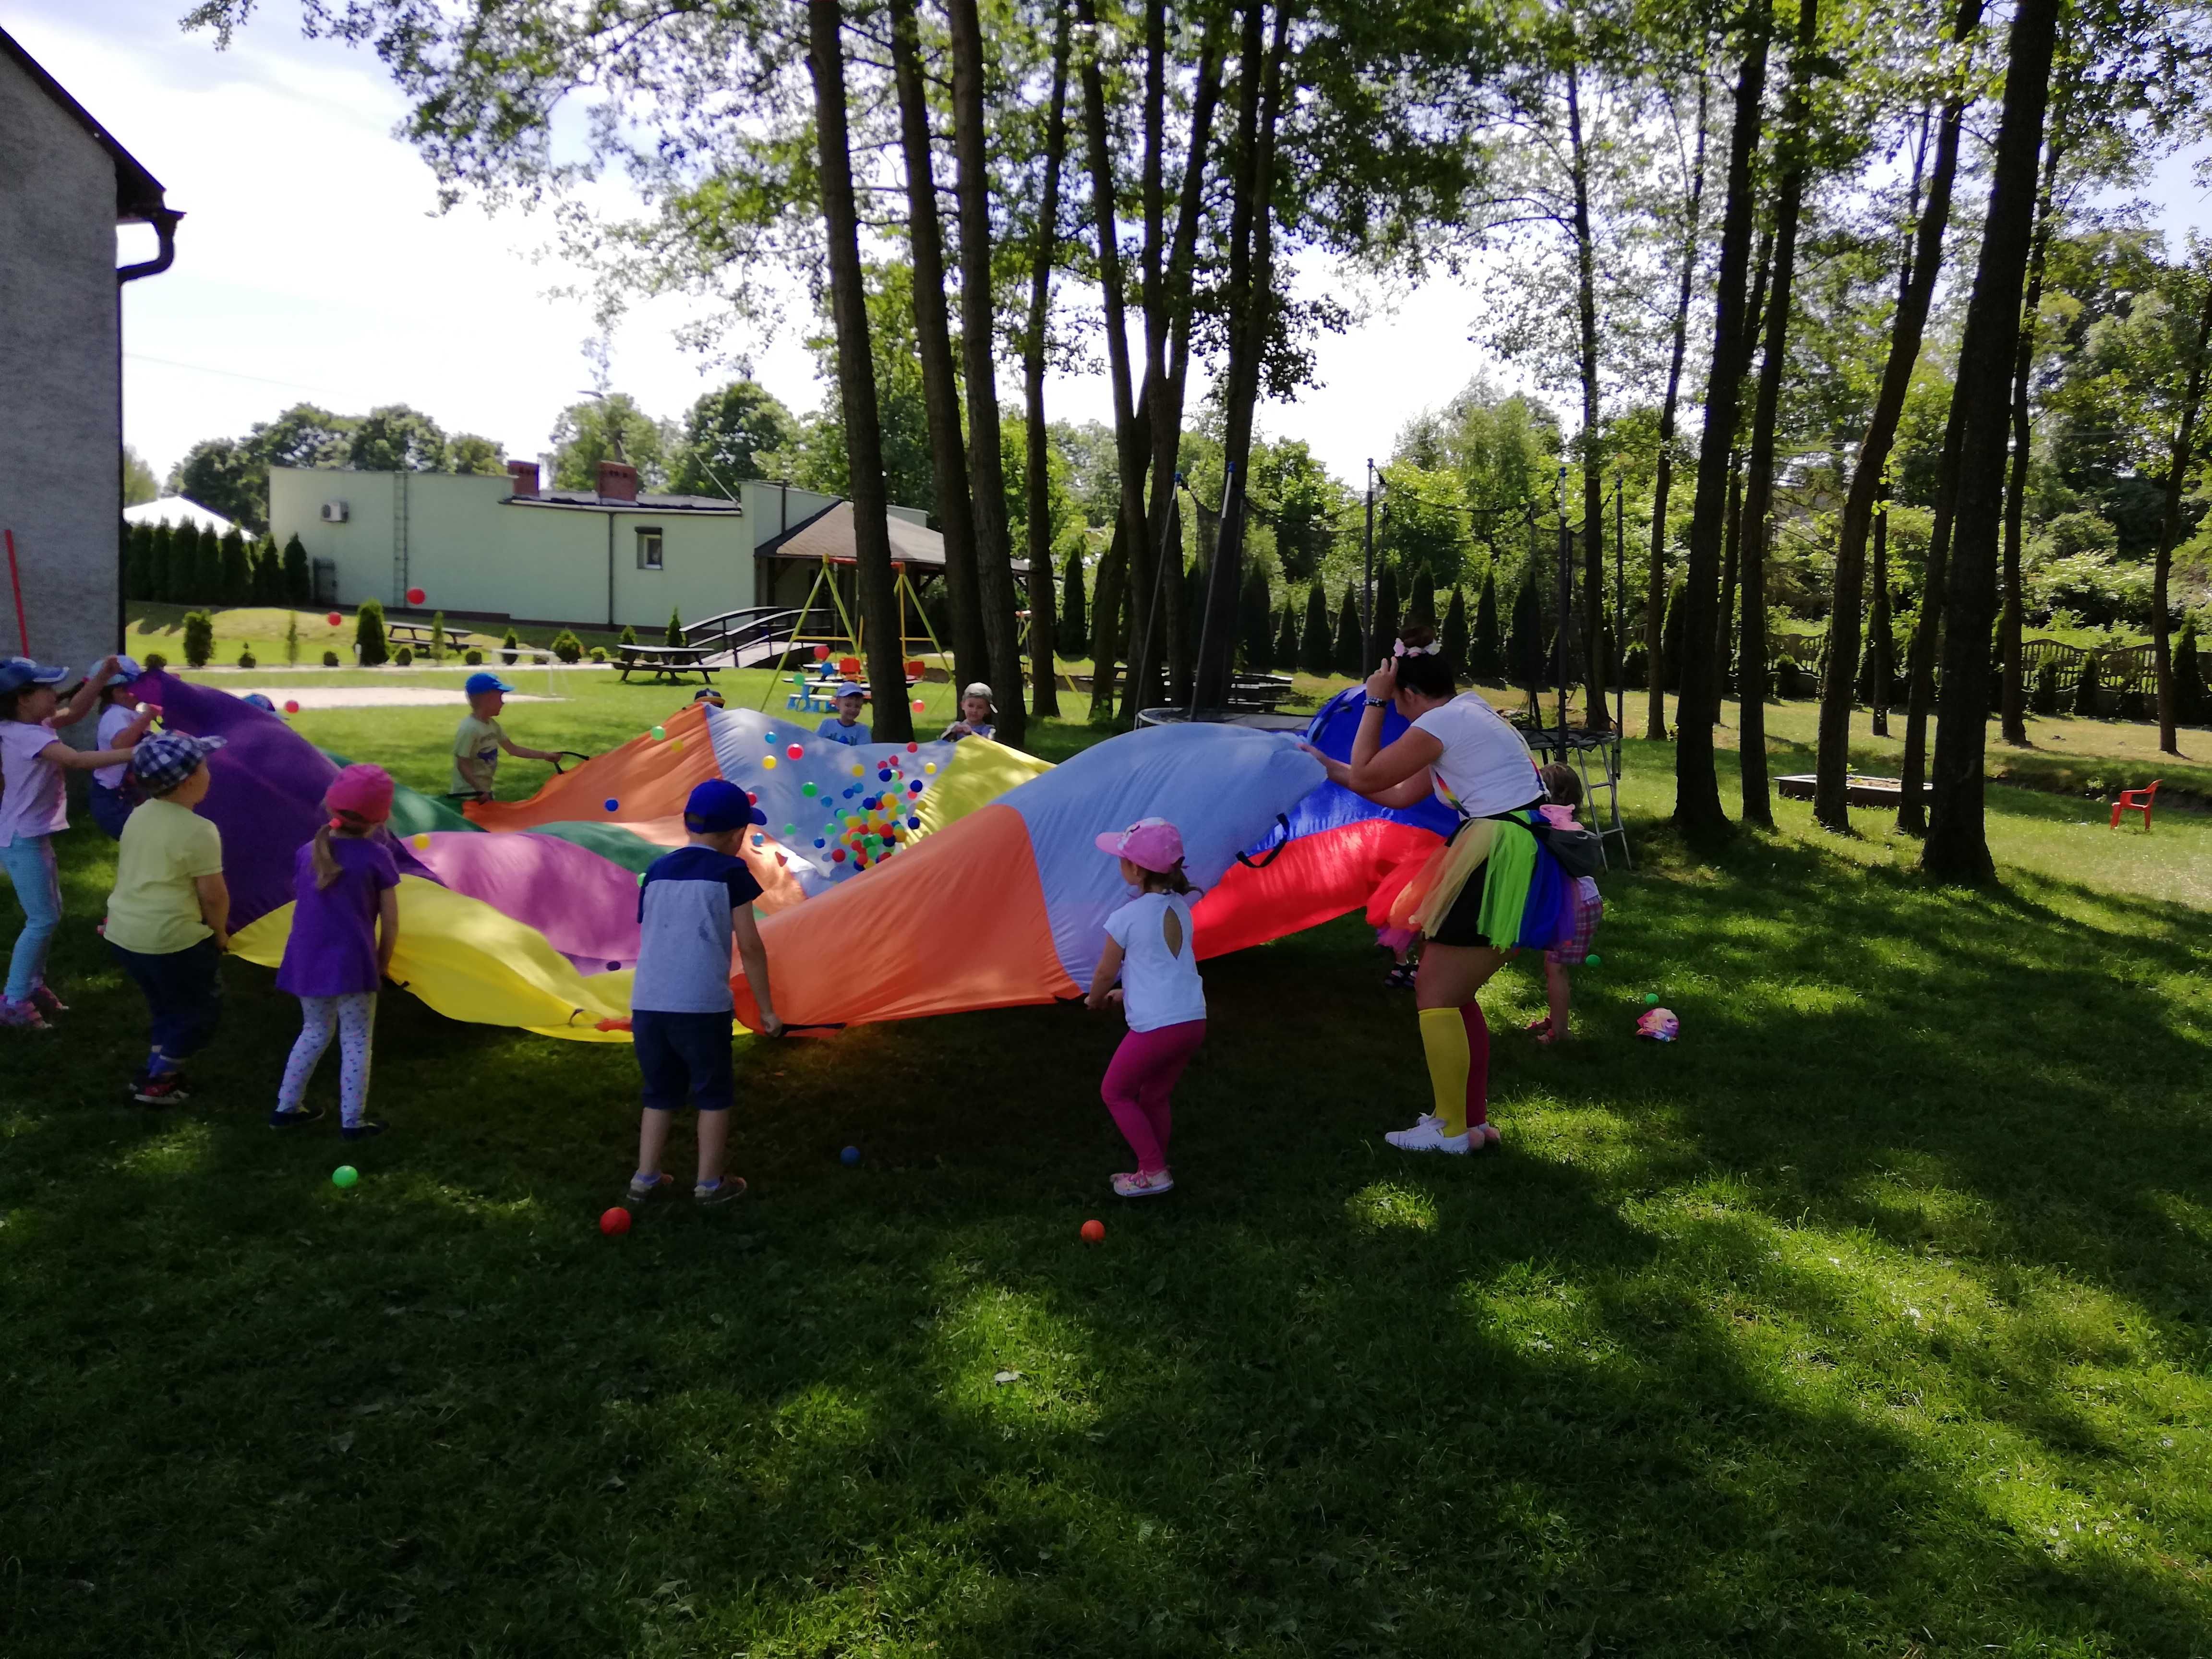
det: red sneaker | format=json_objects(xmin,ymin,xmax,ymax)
[
  {"xmin": 0, "ymin": 999, "xmax": 49, "ymax": 1031},
  {"xmin": 133, "ymin": 1072, "xmax": 191, "ymax": 1106}
]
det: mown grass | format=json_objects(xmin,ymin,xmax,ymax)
[{"xmin": 3, "ymin": 682, "xmax": 2210, "ymax": 1656}]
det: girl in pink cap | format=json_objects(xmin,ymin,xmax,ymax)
[
  {"xmin": 269, "ymin": 764, "xmax": 402, "ymax": 1139},
  {"xmin": 1084, "ymin": 817, "xmax": 1205, "ymax": 1198}
]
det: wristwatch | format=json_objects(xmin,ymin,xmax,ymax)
[{"xmin": 1364, "ymin": 696, "xmax": 1388, "ymax": 708}]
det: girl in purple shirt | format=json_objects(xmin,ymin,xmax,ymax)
[{"xmin": 270, "ymin": 764, "xmax": 400, "ymax": 1140}]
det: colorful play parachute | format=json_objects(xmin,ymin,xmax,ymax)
[{"xmin": 138, "ymin": 672, "xmax": 1501, "ymax": 1042}]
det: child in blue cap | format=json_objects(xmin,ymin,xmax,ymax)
[
  {"xmin": 450, "ymin": 670, "xmax": 563, "ymax": 801},
  {"xmin": 625, "ymin": 778, "xmax": 783, "ymax": 1206},
  {"xmin": 0, "ymin": 655, "xmax": 154, "ymax": 1029},
  {"xmin": 817, "ymin": 683, "xmax": 871, "ymax": 745}
]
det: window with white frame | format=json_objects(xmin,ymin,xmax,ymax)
[{"xmin": 635, "ymin": 527, "xmax": 664, "ymax": 570}]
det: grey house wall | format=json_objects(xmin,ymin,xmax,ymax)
[{"xmin": 0, "ymin": 48, "xmax": 119, "ymax": 686}]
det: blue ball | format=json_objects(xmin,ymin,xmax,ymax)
[
  {"xmin": 907, "ymin": 815, "xmax": 921, "ymax": 829},
  {"xmin": 603, "ymin": 798, "xmax": 619, "ymax": 812},
  {"xmin": 877, "ymin": 769, "xmax": 892, "ymax": 782},
  {"xmin": 840, "ymin": 1145, "xmax": 861, "ymax": 1166},
  {"xmin": 814, "ymin": 838, "xmax": 826, "ymax": 849}
]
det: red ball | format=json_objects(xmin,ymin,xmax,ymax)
[
  {"xmin": 599, "ymin": 1206, "xmax": 632, "ymax": 1237},
  {"xmin": 405, "ymin": 587, "xmax": 426, "ymax": 606},
  {"xmin": 1080, "ymin": 1218, "xmax": 1105, "ymax": 1243},
  {"xmin": 283, "ymin": 699, "xmax": 300, "ymax": 715},
  {"xmin": 911, "ymin": 698, "xmax": 926, "ymax": 713},
  {"xmin": 812, "ymin": 643, "xmax": 831, "ymax": 661},
  {"xmin": 906, "ymin": 742, "xmax": 918, "ymax": 753},
  {"xmin": 786, "ymin": 743, "xmax": 804, "ymax": 759},
  {"xmin": 325, "ymin": 612, "xmax": 342, "ymax": 627}
]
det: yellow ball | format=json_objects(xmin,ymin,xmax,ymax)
[
  {"xmin": 411, "ymin": 833, "xmax": 431, "ymax": 850},
  {"xmin": 762, "ymin": 756, "xmax": 778, "ymax": 770},
  {"xmin": 671, "ymin": 738, "xmax": 683, "ymax": 752},
  {"xmin": 924, "ymin": 762, "xmax": 937, "ymax": 775}
]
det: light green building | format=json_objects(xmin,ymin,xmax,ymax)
[{"xmin": 269, "ymin": 458, "xmax": 936, "ymax": 633}]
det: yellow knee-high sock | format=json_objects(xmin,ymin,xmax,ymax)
[{"xmin": 1418, "ymin": 1007, "xmax": 1471, "ymax": 1137}]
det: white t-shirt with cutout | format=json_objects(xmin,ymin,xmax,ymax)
[{"xmin": 1104, "ymin": 890, "xmax": 1206, "ymax": 1033}]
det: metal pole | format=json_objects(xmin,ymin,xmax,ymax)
[
  {"xmin": 1555, "ymin": 464, "xmax": 1571, "ymax": 737},
  {"xmin": 1362, "ymin": 459, "xmax": 1375, "ymax": 665},
  {"xmin": 1128, "ymin": 476, "xmax": 1183, "ymax": 729},
  {"xmin": 1614, "ymin": 475, "xmax": 1626, "ymax": 739}
]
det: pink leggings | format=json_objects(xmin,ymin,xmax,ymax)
[{"xmin": 1101, "ymin": 1019, "xmax": 1206, "ymax": 1173}]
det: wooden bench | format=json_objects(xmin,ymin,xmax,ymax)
[
  {"xmin": 615, "ymin": 643, "xmax": 721, "ymax": 684},
  {"xmin": 1227, "ymin": 673, "xmax": 1297, "ymax": 712},
  {"xmin": 386, "ymin": 621, "xmax": 469, "ymax": 652}
]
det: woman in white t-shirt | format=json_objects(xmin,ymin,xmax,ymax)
[
  {"xmin": 1303, "ymin": 626, "xmax": 1564, "ymax": 1155},
  {"xmin": 1084, "ymin": 817, "xmax": 1206, "ymax": 1199}
]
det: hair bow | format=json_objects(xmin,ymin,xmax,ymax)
[{"xmin": 1392, "ymin": 640, "xmax": 1439, "ymax": 658}]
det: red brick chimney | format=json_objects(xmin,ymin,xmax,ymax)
[
  {"xmin": 596, "ymin": 460, "xmax": 640, "ymax": 502},
  {"xmin": 505, "ymin": 459, "xmax": 539, "ymax": 498}
]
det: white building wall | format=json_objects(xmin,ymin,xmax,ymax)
[{"xmin": 0, "ymin": 50, "xmax": 121, "ymax": 684}]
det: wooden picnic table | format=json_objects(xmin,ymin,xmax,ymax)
[
  {"xmin": 616, "ymin": 643, "xmax": 721, "ymax": 685},
  {"xmin": 1227, "ymin": 672, "xmax": 1297, "ymax": 712},
  {"xmin": 386, "ymin": 620, "xmax": 469, "ymax": 651}
]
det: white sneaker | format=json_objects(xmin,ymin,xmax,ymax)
[{"xmin": 1385, "ymin": 1118, "xmax": 1471, "ymax": 1154}]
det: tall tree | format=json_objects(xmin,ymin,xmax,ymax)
[
  {"xmin": 1022, "ymin": 2, "xmax": 1074, "ymax": 721},
  {"xmin": 2152, "ymin": 260, "xmax": 2212, "ymax": 754},
  {"xmin": 1925, "ymin": 0, "xmax": 2062, "ymax": 882},
  {"xmin": 1998, "ymin": 135, "xmax": 2063, "ymax": 746},
  {"xmin": 1897, "ymin": 391, "xmax": 1965, "ymax": 832},
  {"xmin": 1646, "ymin": 74, "xmax": 1709, "ymax": 744},
  {"xmin": 809, "ymin": 0, "xmax": 912, "ymax": 741},
  {"xmin": 1673, "ymin": 2, "xmax": 1773, "ymax": 838},
  {"xmin": 948, "ymin": 0, "xmax": 1028, "ymax": 747},
  {"xmin": 669, "ymin": 382, "xmax": 798, "ymax": 496},
  {"xmin": 888, "ymin": 0, "xmax": 987, "ymax": 694}
]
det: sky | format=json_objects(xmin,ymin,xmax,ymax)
[{"xmin": 18, "ymin": 0, "xmax": 2212, "ymax": 496}]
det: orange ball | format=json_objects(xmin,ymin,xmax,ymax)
[{"xmin": 1080, "ymin": 1218, "xmax": 1105, "ymax": 1243}]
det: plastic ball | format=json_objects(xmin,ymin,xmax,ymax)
[
  {"xmin": 603, "ymin": 798, "xmax": 620, "ymax": 812},
  {"xmin": 751, "ymin": 834, "xmax": 764, "ymax": 848},
  {"xmin": 325, "ymin": 612, "xmax": 342, "ymax": 627},
  {"xmin": 747, "ymin": 790, "xmax": 759, "ymax": 804},
  {"xmin": 782, "ymin": 742, "xmax": 803, "ymax": 760},
  {"xmin": 802, "ymin": 781, "xmax": 818, "ymax": 797},
  {"xmin": 1644, "ymin": 992, "xmax": 1660, "ymax": 1006},
  {"xmin": 283, "ymin": 699, "xmax": 301, "ymax": 715},
  {"xmin": 878, "ymin": 768, "xmax": 892, "ymax": 781},
  {"xmin": 813, "ymin": 644, "xmax": 831, "ymax": 661},
  {"xmin": 1587, "ymin": 953, "xmax": 1602, "ymax": 967},
  {"xmin": 908, "ymin": 816, "xmax": 921, "ymax": 830},
  {"xmin": 906, "ymin": 742, "xmax": 918, "ymax": 753},
  {"xmin": 832, "ymin": 848, "xmax": 847, "ymax": 862},
  {"xmin": 332, "ymin": 1165, "xmax": 359, "ymax": 1190},
  {"xmin": 651, "ymin": 724, "xmax": 666, "ymax": 740},
  {"xmin": 600, "ymin": 1206, "xmax": 632, "ymax": 1237},
  {"xmin": 405, "ymin": 587, "xmax": 426, "ymax": 605},
  {"xmin": 765, "ymin": 732, "xmax": 777, "ymax": 743},
  {"xmin": 924, "ymin": 763, "xmax": 937, "ymax": 775},
  {"xmin": 841, "ymin": 1145, "xmax": 861, "ymax": 1166},
  {"xmin": 670, "ymin": 739, "xmax": 683, "ymax": 752},
  {"xmin": 814, "ymin": 838, "xmax": 826, "ymax": 849},
  {"xmin": 762, "ymin": 756, "xmax": 778, "ymax": 770},
  {"xmin": 912, "ymin": 699, "xmax": 926, "ymax": 713},
  {"xmin": 907, "ymin": 780, "xmax": 922, "ymax": 794},
  {"xmin": 851, "ymin": 764, "xmax": 864, "ymax": 777},
  {"xmin": 1080, "ymin": 1218, "xmax": 1105, "ymax": 1243},
  {"xmin": 411, "ymin": 833, "xmax": 431, "ymax": 850},
  {"xmin": 783, "ymin": 822, "xmax": 796, "ymax": 835}
]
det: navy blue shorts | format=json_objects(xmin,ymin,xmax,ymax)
[{"xmin": 631, "ymin": 1008, "xmax": 734, "ymax": 1112}]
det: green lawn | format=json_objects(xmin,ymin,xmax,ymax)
[{"xmin": 4, "ymin": 683, "xmax": 2211, "ymax": 1655}]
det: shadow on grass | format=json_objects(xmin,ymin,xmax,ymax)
[{"xmin": 5, "ymin": 793, "xmax": 2212, "ymax": 1654}]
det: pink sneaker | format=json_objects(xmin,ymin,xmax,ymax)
[
  {"xmin": 1112, "ymin": 1168, "xmax": 1175, "ymax": 1198},
  {"xmin": 28, "ymin": 985, "xmax": 67, "ymax": 1019},
  {"xmin": 0, "ymin": 998, "xmax": 49, "ymax": 1031}
]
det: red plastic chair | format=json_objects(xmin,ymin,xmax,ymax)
[{"xmin": 2110, "ymin": 779, "xmax": 2160, "ymax": 830}]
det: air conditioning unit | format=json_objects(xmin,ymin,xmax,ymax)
[{"xmin": 320, "ymin": 501, "xmax": 349, "ymax": 523}]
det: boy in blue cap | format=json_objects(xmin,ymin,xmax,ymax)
[
  {"xmin": 626, "ymin": 778, "xmax": 782, "ymax": 1206},
  {"xmin": 451, "ymin": 671, "xmax": 563, "ymax": 801},
  {"xmin": 817, "ymin": 683, "xmax": 871, "ymax": 745}
]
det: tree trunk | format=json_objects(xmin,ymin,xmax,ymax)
[
  {"xmin": 1566, "ymin": 62, "xmax": 1608, "ymax": 729},
  {"xmin": 1813, "ymin": 0, "xmax": 1981, "ymax": 827},
  {"xmin": 1736, "ymin": 0, "xmax": 1814, "ymax": 830},
  {"xmin": 947, "ymin": 0, "xmax": 1026, "ymax": 749},
  {"xmin": 1924, "ymin": 0, "xmax": 2060, "ymax": 883},
  {"xmin": 1673, "ymin": 2, "xmax": 1772, "ymax": 839},
  {"xmin": 807, "ymin": 0, "xmax": 910, "ymax": 741},
  {"xmin": 1718, "ymin": 450, "xmax": 1743, "ymax": 702},
  {"xmin": 1646, "ymin": 74, "xmax": 1708, "ymax": 744},
  {"xmin": 1868, "ymin": 501, "xmax": 1892, "ymax": 736},
  {"xmin": 1074, "ymin": 0, "xmax": 1152, "ymax": 723},
  {"xmin": 888, "ymin": 0, "xmax": 986, "ymax": 694},
  {"xmin": 2154, "ymin": 271, "xmax": 2212, "ymax": 754},
  {"xmin": 1898, "ymin": 387, "xmax": 1965, "ymax": 832},
  {"xmin": 1999, "ymin": 138, "xmax": 2060, "ymax": 749},
  {"xmin": 1197, "ymin": 0, "xmax": 1288, "ymax": 710},
  {"xmin": 1022, "ymin": 1, "xmax": 1072, "ymax": 721}
]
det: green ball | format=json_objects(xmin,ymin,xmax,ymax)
[
  {"xmin": 1644, "ymin": 993, "xmax": 1659, "ymax": 1006},
  {"xmin": 650, "ymin": 724, "xmax": 666, "ymax": 740},
  {"xmin": 1586, "ymin": 953, "xmax": 1602, "ymax": 967},
  {"xmin": 332, "ymin": 1165, "xmax": 360, "ymax": 1189}
]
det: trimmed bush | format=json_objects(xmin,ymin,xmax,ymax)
[
  {"xmin": 143, "ymin": 652, "xmax": 168, "ymax": 673},
  {"xmin": 2117, "ymin": 686, "xmax": 2150, "ymax": 721},
  {"xmin": 356, "ymin": 599, "xmax": 388, "ymax": 668},
  {"xmin": 501, "ymin": 629, "xmax": 519, "ymax": 665},
  {"xmin": 619, "ymin": 625, "xmax": 638, "ymax": 647},
  {"xmin": 182, "ymin": 611, "xmax": 214, "ymax": 668},
  {"xmin": 322, "ymin": 649, "xmax": 341, "ymax": 668},
  {"xmin": 236, "ymin": 649, "xmax": 257, "ymax": 669},
  {"xmin": 589, "ymin": 645, "xmax": 610, "ymax": 663},
  {"xmin": 465, "ymin": 648, "xmax": 483, "ymax": 665},
  {"xmin": 1274, "ymin": 601, "xmax": 1299, "ymax": 671},
  {"xmin": 2031, "ymin": 656, "xmax": 2061, "ymax": 716},
  {"xmin": 2072, "ymin": 653, "xmax": 2102, "ymax": 717},
  {"xmin": 1439, "ymin": 585, "xmax": 1469, "ymax": 679},
  {"xmin": 282, "ymin": 533, "xmax": 311, "ymax": 604},
  {"xmin": 1334, "ymin": 588, "xmax": 1363, "ymax": 677},
  {"xmin": 1622, "ymin": 643, "xmax": 1648, "ymax": 691},
  {"xmin": 429, "ymin": 610, "xmax": 448, "ymax": 662},
  {"xmin": 1060, "ymin": 547, "xmax": 1087, "ymax": 656},
  {"xmin": 1470, "ymin": 570, "xmax": 1502, "ymax": 681},
  {"xmin": 665, "ymin": 608, "xmax": 684, "ymax": 648},
  {"xmin": 284, "ymin": 611, "xmax": 300, "ymax": 665},
  {"xmin": 395, "ymin": 646, "xmax": 415, "ymax": 667},
  {"xmin": 2173, "ymin": 619, "xmax": 2208, "ymax": 724},
  {"xmin": 1299, "ymin": 583, "xmax": 1334, "ymax": 677},
  {"xmin": 551, "ymin": 630, "xmax": 584, "ymax": 664}
]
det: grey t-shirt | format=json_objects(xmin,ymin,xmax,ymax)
[{"xmin": 631, "ymin": 845, "xmax": 763, "ymax": 1014}]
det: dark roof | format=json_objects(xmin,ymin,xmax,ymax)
[
  {"xmin": 0, "ymin": 26, "xmax": 169, "ymax": 223},
  {"xmin": 512, "ymin": 490, "xmax": 745, "ymax": 515}
]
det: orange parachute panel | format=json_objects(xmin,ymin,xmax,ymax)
[
  {"xmin": 731, "ymin": 803, "xmax": 1077, "ymax": 1031},
  {"xmin": 466, "ymin": 702, "xmax": 721, "ymax": 831}
]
